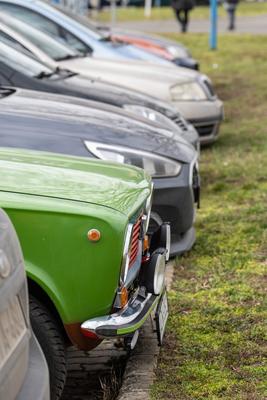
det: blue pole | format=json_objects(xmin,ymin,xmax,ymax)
[{"xmin": 209, "ymin": 0, "xmax": 217, "ymax": 50}]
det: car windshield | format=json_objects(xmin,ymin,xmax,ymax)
[
  {"xmin": 0, "ymin": 39, "xmax": 53, "ymax": 78},
  {"xmin": 0, "ymin": 13, "xmax": 82, "ymax": 61},
  {"xmin": 54, "ymin": 6, "xmax": 105, "ymax": 40}
]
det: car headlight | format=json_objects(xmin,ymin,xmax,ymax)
[
  {"xmin": 167, "ymin": 45, "xmax": 189, "ymax": 58},
  {"xmin": 84, "ymin": 141, "xmax": 182, "ymax": 178},
  {"xmin": 170, "ymin": 82, "xmax": 207, "ymax": 101},
  {"xmin": 123, "ymin": 105, "xmax": 180, "ymax": 134}
]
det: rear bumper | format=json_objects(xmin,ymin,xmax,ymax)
[{"xmin": 17, "ymin": 333, "xmax": 50, "ymax": 400}]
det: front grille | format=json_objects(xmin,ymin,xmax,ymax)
[
  {"xmin": 195, "ymin": 124, "xmax": 215, "ymax": 137},
  {"xmin": 171, "ymin": 115, "xmax": 188, "ymax": 131},
  {"xmin": 129, "ymin": 215, "xmax": 142, "ymax": 268},
  {"xmin": 202, "ymin": 79, "xmax": 215, "ymax": 97}
]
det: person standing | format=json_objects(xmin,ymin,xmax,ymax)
[
  {"xmin": 224, "ymin": 0, "xmax": 239, "ymax": 30},
  {"xmin": 171, "ymin": 0, "xmax": 195, "ymax": 33}
]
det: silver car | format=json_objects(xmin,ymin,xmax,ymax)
[
  {"xmin": 0, "ymin": 0, "xmax": 224, "ymax": 144},
  {"xmin": 0, "ymin": 209, "xmax": 50, "ymax": 400}
]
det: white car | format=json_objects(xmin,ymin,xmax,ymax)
[
  {"xmin": 0, "ymin": 3, "xmax": 224, "ymax": 144},
  {"xmin": 0, "ymin": 208, "xmax": 50, "ymax": 400}
]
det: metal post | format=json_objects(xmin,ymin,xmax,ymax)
[
  {"xmin": 144, "ymin": 0, "xmax": 152, "ymax": 18},
  {"xmin": 110, "ymin": 0, "xmax": 117, "ymax": 27},
  {"xmin": 209, "ymin": 0, "xmax": 217, "ymax": 50}
]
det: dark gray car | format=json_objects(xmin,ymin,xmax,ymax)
[
  {"xmin": 0, "ymin": 208, "xmax": 50, "ymax": 400},
  {"xmin": 0, "ymin": 21, "xmax": 200, "ymax": 149},
  {"xmin": 0, "ymin": 87, "xmax": 200, "ymax": 256}
]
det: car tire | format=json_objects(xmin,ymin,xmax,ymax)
[{"xmin": 30, "ymin": 296, "xmax": 67, "ymax": 400}]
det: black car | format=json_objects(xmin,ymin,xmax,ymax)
[
  {"xmin": 0, "ymin": 30, "xmax": 200, "ymax": 151},
  {"xmin": 0, "ymin": 86, "xmax": 200, "ymax": 256}
]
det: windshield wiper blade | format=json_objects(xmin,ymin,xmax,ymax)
[
  {"xmin": 0, "ymin": 87, "xmax": 15, "ymax": 98},
  {"xmin": 55, "ymin": 54, "xmax": 82, "ymax": 61},
  {"xmin": 35, "ymin": 70, "xmax": 56, "ymax": 79}
]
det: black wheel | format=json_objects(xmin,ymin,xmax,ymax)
[{"xmin": 30, "ymin": 296, "xmax": 67, "ymax": 400}]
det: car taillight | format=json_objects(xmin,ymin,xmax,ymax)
[{"xmin": 129, "ymin": 215, "xmax": 142, "ymax": 268}]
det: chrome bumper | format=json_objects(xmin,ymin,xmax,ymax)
[{"xmin": 81, "ymin": 289, "xmax": 161, "ymax": 338}]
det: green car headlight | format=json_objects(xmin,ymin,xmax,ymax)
[
  {"xmin": 170, "ymin": 82, "xmax": 207, "ymax": 101},
  {"xmin": 84, "ymin": 141, "xmax": 182, "ymax": 178}
]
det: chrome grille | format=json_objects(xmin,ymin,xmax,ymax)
[{"xmin": 129, "ymin": 215, "xmax": 142, "ymax": 268}]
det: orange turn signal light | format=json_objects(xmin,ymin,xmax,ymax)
[
  {"xmin": 143, "ymin": 235, "xmax": 149, "ymax": 252},
  {"xmin": 120, "ymin": 286, "xmax": 128, "ymax": 309},
  {"xmin": 87, "ymin": 229, "xmax": 101, "ymax": 242}
]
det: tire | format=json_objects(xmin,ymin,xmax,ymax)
[{"xmin": 30, "ymin": 296, "xmax": 67, "ymax": 400}]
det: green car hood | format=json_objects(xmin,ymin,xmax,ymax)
[{"xmin": 0, "ymin": 147, "xmax": 152, "ymax": 217}]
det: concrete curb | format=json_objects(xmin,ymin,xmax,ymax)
[{"xmin": 118, "ymin": 260, "xmax": 175, "ymax": 400}]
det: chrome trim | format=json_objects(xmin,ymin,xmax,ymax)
[
  {"xmin": 81, "ymin": 290, "xmax": 161, "ymax": 338},
  {"xmin": 120, "ymin": 223, "xmax": 133, "ymax": 284}
]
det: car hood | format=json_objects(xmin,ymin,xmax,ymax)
[
  {"xmin": 59, "ymin": 56, "xmax": 198, "ymax": 82},
  {"xmin": 63, "ymin": 74, "xmax": 179, "ymax": 118},
  {"xmin": 0, "ymin": 88, "xmax": 196, "ymax": 163},
  {"xmin": 0, "ymin": 147, "xmax": 152, "ymax": 217}
]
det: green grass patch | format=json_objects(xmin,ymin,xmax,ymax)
[
  {"xmin": 92, "ymin": 3, "xmax": 267, "ymax": 23},
  {"xmin": 151, "ymin": 34, "xmax": 267, "ymax": 399}
]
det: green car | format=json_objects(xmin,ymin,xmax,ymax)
[{"xmin": 0, "ymin": 147, "xmax": 169, "ymax": 399}]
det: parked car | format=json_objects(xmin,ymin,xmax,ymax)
[
  {"xmin": 0, "ymin": 32, "xmax": 200, "ymax": 150},
  {"xmin": 0, "ymin": 145, "xmax": 169, "ymax": 399},
  {"xmin": 0, "ymin": 86, "xmax": 199, "ymax": 256},
  {"xmin": 100, "ymin": 27, "xmax": 199, "ymax": 70},
  {"xmin": 0, "ymin": 3, "xmax": 224, "ymax": 144},
  {"xmin": 50, "ymin": 5, "xmax": 200, "ymax": 70},
  {"xmin": 0, "ymin": 208, "xmax": 50, "ymax": 400},
  {"xmin": 0, "ymin": 0, "xmax": 173, "ymax": 65}
]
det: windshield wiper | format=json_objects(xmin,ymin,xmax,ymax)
[
  {"xmin": 0, "ymin": 87, "xmax": 15, "ymax": 98},
  {"xmin": 35, "ymin": 70, "xmax": 57, "ymax": 79},
  {"xmin": 55, "ymin": 53, "xmax": 82, "ymax": 61}
]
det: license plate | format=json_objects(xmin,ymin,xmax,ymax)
[
  {"xmin": 0, "ymin": 297, "xmax": 27, "ymax": 370},
  {"xmin": 155, "ymin": 291, "xmax": 169, "ymax": 346}
]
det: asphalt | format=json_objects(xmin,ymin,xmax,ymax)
[{"xmin": 114, "ymin": 13, "xmax": 267, "ymax": 34}]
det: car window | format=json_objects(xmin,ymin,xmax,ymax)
[
  {"xmin": 0, "ymin": 29, "xmax": 33, "ymax": 57},
  {"xmin": 0, "ymin": 40, "xmax": 52, "ymax": 77},
  {"xmin": 0, "ymin": 3, "xmax": 92, "ymax": 54},
  {"xmin": 0, "ymin": 15, "xmax": 80, "ymax": 61}
]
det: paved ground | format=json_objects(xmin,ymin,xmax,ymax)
[
  {"xmin": 62, "ymin": 340, "xmax": 128, "ymax": 400},
  {"xmin": 114, "ymin": 14, "xmax": 267, "ymax": 34}
]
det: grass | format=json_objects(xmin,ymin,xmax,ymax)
[
  {"xmin": 91, "ymin": 2, "xmax": 267, "ymax": 23},
  {"xmin": 150, "ymin": 34, "xmax": 267, "ymax": 399}
]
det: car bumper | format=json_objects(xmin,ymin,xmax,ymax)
[
  {"xmin": 81, "ymin": 229, "xmax": 169, "ymax": 339},
  {"xmin": 173, "ymin": 99, "xmax": 224, "ymax": 144},
  {"xmin": 150, "ymin": 162, "xmax": 199, "ymax": 257},
  {"xmin": 17, "ymin": 333, "xmax": 50, "ymax": 400},
  {"xmin": 82, "ymin": 290, "xmax": 162, "ymax": 338}
]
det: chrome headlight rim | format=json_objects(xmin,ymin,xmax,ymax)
[{"xmin": 84, "ymin": 141, "xmax": 182, "ymax": 179}]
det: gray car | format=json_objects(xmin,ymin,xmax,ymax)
[
  {"xmin": 0, "ymin": 208, "xmax": 50, "ymax": 400},
  {"xmin": 0, "ymin": 2, "xmax": 224, "ymax": 144}
]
